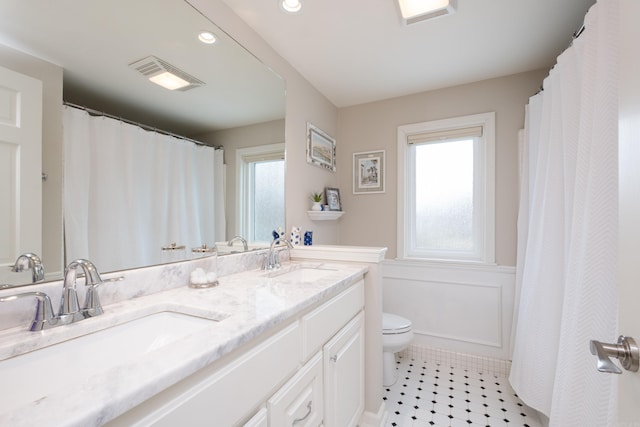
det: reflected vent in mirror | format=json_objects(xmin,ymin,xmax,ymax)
[{"xmin": 129, "ymin": 55, "xmax": 205, "ymax": 91}]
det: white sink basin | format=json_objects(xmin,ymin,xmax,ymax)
[
  {"xmin": 268, "ymin": 266, "xmax": 337, "ymax": 282},
  {"xmin": 1, "ymin": 311, "xmax": 215, "ymax": 413}
]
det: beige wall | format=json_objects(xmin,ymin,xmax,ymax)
[
  {"xmin": 336, "ymin": 69, "xmax": 547, "ymax": 265},
  {"xmin": 0, "ymin": 44, "xmax": 64, "ymax": 277}
]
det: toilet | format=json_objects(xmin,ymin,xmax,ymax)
[{"xmin": 382, "ymin": 312, "xmax": 414, "ymax": 386}]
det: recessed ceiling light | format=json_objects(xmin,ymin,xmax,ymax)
[
  {"xmin": 149, "ymin": 71, "xmax": 190, "ymax": 91},
  {"xmin": 198, "ymin": 31, "xmax": 216, "ymax": 44},
  {"xmin": 397, "ymin": 0, "xmax": 457, "ymax": 24},
  {"xmin": 280, "ymin": 0, "xmax": 302, "ymax": 13}
]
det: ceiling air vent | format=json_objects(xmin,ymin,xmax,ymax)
[{"xmin": 129, "ymin": 55, "xmax": 205, "ymax": 91}]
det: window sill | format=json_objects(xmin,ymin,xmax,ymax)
[{"xmin": 393, "ymin": 257, "xmax": 498, "ymax": 268}]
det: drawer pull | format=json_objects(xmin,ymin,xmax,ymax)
[
  {"xmin": 330, "ymin": 355, "xmax": 338, "ymax": 363},
  {"xmin": 292, "ymin": 401, "xmax": 312, "ymax": 426}
]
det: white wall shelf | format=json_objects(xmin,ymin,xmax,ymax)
[{"xmin": 307, "ymin": 211, "xmax": 344, "ymax": 221}]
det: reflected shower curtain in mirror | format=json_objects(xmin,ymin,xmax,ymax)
[
  {"xmin": 63, "ymin": 107, "xmax": 225, "ymax": 272},
  {"xmin": 509, "ymin": 0, "xmax": 618, "ymax": 425}
]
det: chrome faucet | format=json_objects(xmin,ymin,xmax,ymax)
[
  {"xmin": 1, "ymin": 259, "xmax": 123, "ymax": 331},
  {"xmin": 12, "ymin": 253, "xmax": 45, "ymax": 283},
  {"xmin": 227, "ymin": 235, "xmax": 248, "ymax": 251},
  {"xmin": 0, "ymin": 291, "xmax": 57, "ymax": 331},
  {"xmin": 59, "ymin": 259, "xmax": 103, "ymax": 324},
  {"xmin": 262, "ymin": 238, "xmax": 293, "ymax": 271}
]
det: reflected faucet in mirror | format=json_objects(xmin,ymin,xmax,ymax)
[
  {"xmin": 227, "ymin": 236, "xmax": 249, "ymax": 252},
  {"xmin": 12, "ymin": 253, "xmax": 45, "ymax": 283}
]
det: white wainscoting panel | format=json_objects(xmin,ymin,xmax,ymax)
[{"xmin": 382, "ymin": 261, "xmax": 516, "ymax": 360}]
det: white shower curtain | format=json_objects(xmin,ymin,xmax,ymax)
[
  {"xmin": 63, "ymin": 107, "xmax": 225, "ymax": 273},
  {"xmin": 510, "ymin": 0, "xmax": 618, "ymax": 425}
]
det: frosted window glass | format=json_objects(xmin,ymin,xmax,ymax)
[
  {"xmin": 414, "ymin": 139, "xmax": 474, "ymax": 252},
  {"xmin": 253, "ymin": 159, "xmax": 284, "ymax": 241}
]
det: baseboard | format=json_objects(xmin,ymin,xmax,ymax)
[
  {"xmin": 359, "ymin": 401, "xmax": 387, "ymax": 427},
  {"xmin": 399, "ymin": 344, "xmax": 512, "ymax": 377}
]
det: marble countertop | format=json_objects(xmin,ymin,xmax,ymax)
[{"xmin": 0, "ymin": 261, "xmax": 367, "ymax": 427}]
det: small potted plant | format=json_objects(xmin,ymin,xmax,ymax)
[{"xmin": 310, "ymin": 191, "xmax": 323, "ymax": 211}]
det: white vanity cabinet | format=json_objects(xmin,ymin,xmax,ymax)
[{"xmin": 107, "ymin": 278, "xmax": 365, "ymax": 427}]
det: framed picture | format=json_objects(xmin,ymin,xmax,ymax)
[
  {"xmin": 353, "ymin": 150, "xmax": 385, "ymax": 194},
  {"xmin": 307, "ymin": 123, "xmax": 336, "ymax": 172},
  {"xmin": 325, "ymin": 187, "xmax": 342, "ymax": 211}
]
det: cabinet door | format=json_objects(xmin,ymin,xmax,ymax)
[
  {"xmin": 269, "ymin": 352, "xmax": 323, "ymax": 427},
  {"xmin": 323, "ymin": 311, "xmax": 364, "ymax": 427}
]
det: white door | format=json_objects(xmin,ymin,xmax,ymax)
[
  {"xmin": 0, "ymin": 65, "xmax": 42, "ymax": 284},
  {"xmin": 618, "ymin": 0, "xmax": 640, "ymax": 422}
]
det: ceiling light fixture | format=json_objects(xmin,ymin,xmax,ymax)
[
  {"xmin": 397, "ymin": 0, "xmax": 457, "ymax": 25},
  {"xmin": 280, "ymin": 0, "xmax": 302, "ymax": 13},
  {"xmin": 198, "ymin": 31, "xmax": 217, "ymax": 44},
  {"xmin": 149, "ymin": 71, "xmax": 190, "ymax": 91},
  {"xmin": 129, "ymin": 56, "xmax": 205, "ymax": 92}
]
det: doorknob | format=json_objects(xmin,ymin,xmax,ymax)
[{"xmin": 589, "ymin": 336, "xmax": 639, "ymax": 374}]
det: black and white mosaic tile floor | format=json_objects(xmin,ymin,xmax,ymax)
[{"xmin": 383, "ymin": 355, "xmax": 542, "ymax": 427}]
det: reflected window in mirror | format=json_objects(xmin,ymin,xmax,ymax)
[{"xmin": 237, "ymin": 144, "xmax": 285, "ymax": 243}]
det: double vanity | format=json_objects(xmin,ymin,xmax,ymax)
[{"xmin": 0, "ymin": 246, "xmax": 385, "ymax": 426}]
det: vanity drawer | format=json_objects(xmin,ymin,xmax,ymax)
[
  {"xmin": 301, "ymin": 280, "xmax": 364, "ymax": 361},
  {"xmin": 110, "ymin": 321, "xmax": 301, "ymax": 427},
  {"xmin": 268, "ymin": 351, "xmax": 323, "ymax": 427}
]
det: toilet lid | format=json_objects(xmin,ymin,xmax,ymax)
[{"xmin": 383, "ymin": 313, "xmax": 412, "ymax": 334}]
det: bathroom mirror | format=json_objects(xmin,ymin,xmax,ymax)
[{"xmin": 0, "ymin": 0, "xmax": 285, "ymax": 286}]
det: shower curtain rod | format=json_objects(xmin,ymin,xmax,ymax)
[
  {"xmin": 534, "ymin": 22, "xmax": 586, "ymax": 95},
  {"xmin": 63, "ymin": 102, "xmax": 223, "ymax": 149}
]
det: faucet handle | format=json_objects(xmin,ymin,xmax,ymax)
[
  {"xmin": 0, "ymin": 291, "xmax": 57, "ymax": 331},
  {"xmin": 82, "ymin": 284, "xmax": 103, "ymax": 318},
  {"xmin": 82, "ymin": 275, "xmax": 124, "ymax": 318}
]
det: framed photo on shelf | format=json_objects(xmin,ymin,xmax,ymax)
[
  {"xmin": 307, "ymin": 122, "xmax": 336, "ymax": 172},
  {"xmin": 353, "ymin": 150, "xmax": 385, "ymax": 194},
  {"xmin": 325, "ymin": 187, "xmax": 342, "ymax": 211}
]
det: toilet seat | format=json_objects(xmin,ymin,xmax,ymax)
[{"xmin": 383, "ymin": 313, "xmax": 412, "ymax": 334}]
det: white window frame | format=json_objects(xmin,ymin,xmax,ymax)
[
  {"xmin": 236, "ymin": 143, "xmax": 285, "ymax": 242},
  {"xmin": 397, "ymin": 112, "xmax": 495, "ymax": 264}
]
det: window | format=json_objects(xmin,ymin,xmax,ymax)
[
  {"xmin": 397, "ymin": 112, "xmax": 495, "ymax": 263},
  {"xmin": 237, "ymin": 144, "xmax": 285, "ymax": 242}
]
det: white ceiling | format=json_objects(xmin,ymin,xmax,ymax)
[{"xmin": 221, "ymin": 0, "xmax": 596, "ymax": 107}]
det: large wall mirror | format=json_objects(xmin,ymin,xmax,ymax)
[{"xmin": 0, "ymin": 0, "xmax": 286, "ymax": 287}]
